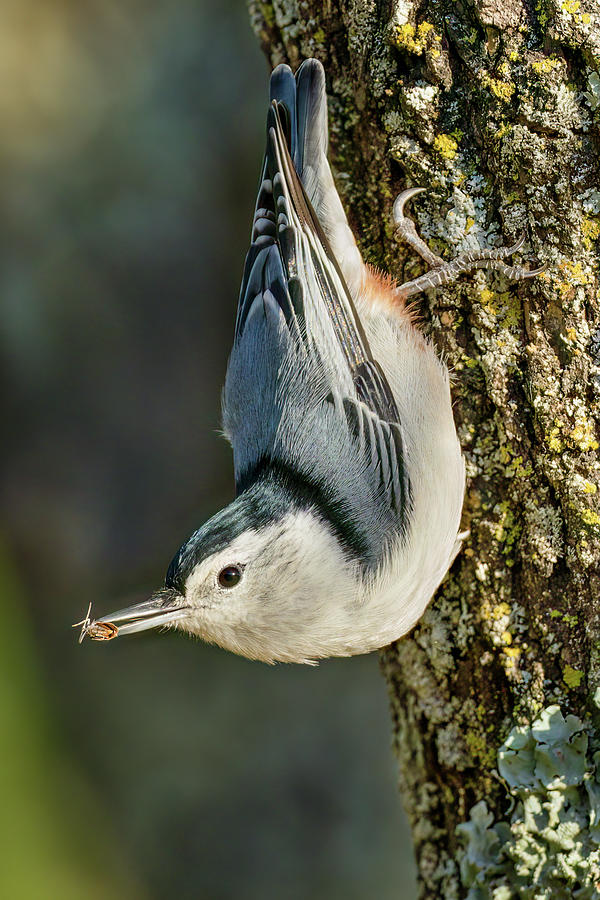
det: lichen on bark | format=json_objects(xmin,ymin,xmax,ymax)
[{"xmin": 248, "ymin": 0, "xmax": 600, "ymax": 896}]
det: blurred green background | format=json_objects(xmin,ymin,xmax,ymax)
[{"xmin": 1, "ymin": 1, "xmax": 417, "ymax": 897}]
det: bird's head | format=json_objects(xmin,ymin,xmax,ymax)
[{"xmin": 81, "ymin": 479, "xmax": 358, "ymax": 663}]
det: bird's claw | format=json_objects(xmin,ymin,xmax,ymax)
[{"xmin": 392, "ymin": 187, "xmax": 545, "ymax": 300}]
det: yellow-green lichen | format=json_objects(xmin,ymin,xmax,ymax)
[
  {"xmin": 555, "ymin": 260, "xmax": 593, "ymax": 296},
  {"xmin": 477, "ymin": 286, "xmax": 522, "ymax": 332},
  {"xmin": 581, "ymin": 507, "xmax": 600, "ymax": 527},
  {"xmin": 479, "ymin": 287, "xmax": 495, "ymax": 309},
  {"xmin": 258, "ymin": 1, "xmax": 275, "ymax": 28},
  {"xmin": 492, "ymin": 602, "xmax": 512, "ymax": 620},
  {"xmin": 481, "ymin": 74, "xmax": 516, "ymax": 103},
  {"xmin": 392, "ymin": 21, "xmax": 440, "ymax": 55},
  {"xmin": 531, "ymin": 56, "xmax": 562, "ymax": 75},
  {"xmin": 582, "ymin": 217, "xmax": 600, "ymax": 250},
  {"xmin": 504, "ymin": 452, "xmax": 532, "ymax": 480},
  {"xmin": 544, "ymin": 430, "xmax": 562, "ymax": 454},
  {"xmin": 494, "ymin": 502, "xmax": 521, "ymax": 562},
  {"xmin": 569, "ymin": 419, "xmax": 599, "ymax": 452},
  {"xmin": 545, "ymin": 413, "xmax": 599, "ymax": 455},
  {"xmin": 563, "ymin": 665, "xmax": 584, "ymax": 688},
  {"xmin": 433, "ymin": 132, "xmax": 459, "ymax": 160},
  {"xmin": 465, "ymin": 729, "xmax": 497, "ymax": 769},
  {"xmin": 549, "ymin": 610, "xmax": 577, "ymax": 627},
  {"xmin": 493, "ymin": 123, "xmax": 512, "ymax": 142},
  {"xmin": 457, "ymin": 706, "xmax": 600, "ymax": 896},
  {"xmin": 500, "ymin": 294, "xmax": 522, "ymax": 330}
]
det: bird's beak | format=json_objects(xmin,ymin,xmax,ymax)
[{"xmin": 74, "ymin": 590, "xmax": 188, "ymax": 644}]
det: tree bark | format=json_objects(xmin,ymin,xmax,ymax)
[{"xmin": 248, "ymin": 1, "xmax": 600, "ymax": 896}]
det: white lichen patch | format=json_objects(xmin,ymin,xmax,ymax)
[
  {"xmin": 390, "ymin": 0, "xmax": 418, "ymax": 29},
  {"xmin": 485, "ymin": 600, "xmax": 512, "ymax": 644},
  {"xmin": 383, "ymin": 109, "xmax": 407, "ymax": 136},
  {"xmin": 437, "ymin": 721, "xmax": 471, "ymax": 770},
  {"xmin": 522, "ymin": 500, "xmax": 564, "ymax": 576},
  {"xmin": 519, "ymin": 82, "xmax": 589, "ymax": 134},
  {"xmin": 583, "ymin": 70, "xmax": 600, "ymax": 111},
  {"xmin": 500, "ymin": 200, "xmax": 531, "ymax": 237},
  {"xmin": 417, "ymin": 602, "xmax": 459, "ymax": 676},
  {"xmin": 581, "ymin": 187, "xmax": 600, "ymax": 215},
  {"xmin": 458, "ymin": 705, "xmax": 600, "ymax": 897},
  {"xmin": 387, "ymin": 132, "xmax": 435, "ymax": 182},
  {"xmin": 475, "ymin": 560, "xmax": 489, "ymax": 582},
  {"xmin": 403, "ymin": 80, "xmax": 439, "ymax": 112},
  {"xmin": 270, "ymin": 0, "xmax": 301, "ymax": 31},
  {"xmin": 570, "ymin": 472, "xmax": 599, "ymax": 495},
  {"xmin": 416, "ymin": 186, "xmax": 500, "ymax": 257}
]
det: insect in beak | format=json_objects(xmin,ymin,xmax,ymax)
[{"xmin": 73, "ymin": 591, "xmax": 187, "ymax": 644}]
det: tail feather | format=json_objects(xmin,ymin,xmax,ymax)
[
  {"xmin": 267, "ymin": 60, "xmax": 365, "ymax": 298},
  {"xmin": 294, "ymin": 60, "xmax": 327, "ymax": 185},
  {"xmin": 269, "ymin": 64, "xmax": 298, "ymax": 155}
]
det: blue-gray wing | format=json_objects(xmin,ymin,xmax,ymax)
[{"xmin": 222, "ymin": 61, "xmax": 409, "ymax": 557}]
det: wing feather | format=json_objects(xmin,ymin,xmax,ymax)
[{"xmin": 223, "ymin": 65, "xmax": 411, "ymax": 554}]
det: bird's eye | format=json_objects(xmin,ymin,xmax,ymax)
[{"xmin": 218, "ymin": 565, "xmax": 242, "ymax": 588}]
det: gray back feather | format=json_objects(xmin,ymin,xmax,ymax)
[{"xmin": 222, "ymin": 60, "xmax": 409, "ymax": 567}]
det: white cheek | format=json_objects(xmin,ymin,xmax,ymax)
[
  {"xmin": 184, "ymin": 564, "xmax": 214, "ymax": 604},
  {"xmin": 181, "ymin": 567, "xmax": 221, "ymax": 617},
  {"xmin": 185, "ymin": 572, "xmax": 246, "ymax": 617}
]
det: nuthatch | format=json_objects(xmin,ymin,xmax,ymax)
[{"xmin": 76, "ymin": 59, "xmax": 541, "ymax": 663}]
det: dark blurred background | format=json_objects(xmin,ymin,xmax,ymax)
[{"xmin": 1, "ymin": 1, "xmax": 416, "ymax": 897}]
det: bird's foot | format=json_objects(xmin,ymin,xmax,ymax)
[{"xmin": 392, "ymin": 188, "xmax": 545, "ymax": 301}]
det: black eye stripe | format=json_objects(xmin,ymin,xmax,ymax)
[{"xmin": 218, "ymin": 565, "xmax": 242, "ymax": 588}]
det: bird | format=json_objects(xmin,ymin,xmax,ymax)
[{"xmin": 75, "ymin": 58, "xmax": 541, "ymax": 663}]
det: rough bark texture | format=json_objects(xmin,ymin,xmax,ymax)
[{"xmin": 248, "ymin": 2, "xmax": 600, "ymax": 896}]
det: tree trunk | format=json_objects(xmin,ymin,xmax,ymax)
[{"xmin": 248, "ymin": 1, "xmax": 600, "ymax": 896}]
